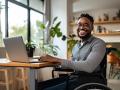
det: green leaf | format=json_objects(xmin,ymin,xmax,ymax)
[
  {"xmin": 53, "ymin": 51, "xmax": 57, "ymax": 56},
  {"xmin": 36, "ymin": 20, "xmax": 45, "ymax": 30},
  {"xmin": 26, "ymin": 41, "xmax": 36, "ymax": 49},
  {"xmin": 50, "ymin": 30, "xmax": 56, "ymax": 37},
  {"xmin": 67, "ymin": 39, "xmax": 77, "ymax": 52},
  {"xmin": 55, "ymin": 22, "xmax": 61, "ymax": 28},
  {"xmin": 53, "ymin": 17, "xmax": 58, "ymax": 24},
  {"xmin": 57, "ymin": 32, "xmax": 62, "ymax": 37},
  {"xmin": 55, "ymin": 28, "xmax": 60, "ymax": 33}
]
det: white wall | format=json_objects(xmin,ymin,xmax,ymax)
[
  {"xmin": 51, "ymin": 0, "xmax": 72, "ymax": 59},
  {"xmin": 51, "ymin": 0, "xmax": 67, "ymax": 59},
  {"xmin": 73, "ymin": 0, "xmax": 120, "ymax": 13}
]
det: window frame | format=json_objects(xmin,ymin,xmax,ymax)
[{"xmin": 5, "ymin": 0, "xmax": 45, "ymax": 42}]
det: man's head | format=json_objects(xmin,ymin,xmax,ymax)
[{"xmin": 77, "ymin": 13, "xmax": 94, "ymax": 40}]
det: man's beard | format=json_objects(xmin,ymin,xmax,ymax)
[
  {"xmin": 78, "ymin": 33, "xmax": 91, "ymax": 40},
  {"xmin": 77, "ymin": 29, "xmax": 92, "ymax": 40}
]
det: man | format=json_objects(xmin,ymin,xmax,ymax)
[{"xmin": 40, "ymin": 13, "xmax": 106, "ymax": 90}]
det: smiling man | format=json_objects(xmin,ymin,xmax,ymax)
[
  {"xmin": 40, "ymin": 13, "xmax": 107, "ymax": 90},
  {"xmin": 77, "ymin": 14, "xmax": 94, "ymax": 40}
]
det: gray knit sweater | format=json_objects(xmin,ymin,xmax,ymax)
[{"xmin": 61, "ymin": 36, "xmax": 106, "ymax": 73}]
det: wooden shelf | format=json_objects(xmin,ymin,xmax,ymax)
[
  {"xmin": 70, "ymin": 20, "xmax": 120, "ymax": 36},
  {"xmin": 70, "ymin": 20, "xmax": 120, "ymax": 26},
  {"xmin": 93, "ymin": 32, "xmax": 120, "ymax": 36},
  {"xmin": 94, "ymin": 20, "xmax": 120, "ymax": 25}
]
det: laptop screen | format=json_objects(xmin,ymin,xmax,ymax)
[{"xmin": 3, "ymin": 36, "xmax": 29, "ymax": 62}]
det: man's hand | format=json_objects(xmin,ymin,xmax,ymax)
[{"xmin": 40, "ymin": 55, "xmax": 61, "ymax": 63}]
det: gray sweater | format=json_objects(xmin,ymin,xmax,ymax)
[{"xmin": 61, "ymin": 36, "xmax": 106, "ymax": 73}]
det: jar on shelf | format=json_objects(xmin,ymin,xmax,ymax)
[
  {"xmin": 103, "ymin": 13, "xmax": 109, "ymax": 21},
  {"xmin": 97, "ymin": 25, "xmax": 102, "ymax": 33},
  {"xmin": 98, "ymin": 16, "xmax": 102, "ymax": 22},
  {"xmin": 102, "ymin": 27, "xmax": 107, "ymax": 34}
]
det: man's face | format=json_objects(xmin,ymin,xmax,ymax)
[{"xmin": 77, "ymin": 17, "xmax": 93, "ymax": 39}]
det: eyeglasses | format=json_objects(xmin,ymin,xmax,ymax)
[{"xmin": 77, "ymin": 23, "xmax": 90, "ymax": 29}]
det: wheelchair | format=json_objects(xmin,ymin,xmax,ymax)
[
  {"xmin": 37, "ymin": 53, "xmax": 110, "ymax": 90},
  {"xmin": 50, "ymin": 53, "xmax": 108, "ymax": 90},
  {"xmin": 74, "ymin": 83, "xmax": 112, "ymax": 90}
]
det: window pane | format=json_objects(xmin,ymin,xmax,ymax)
[
  {"xmin": 30, "ymin": 0, "xmax": 44, "ymax": 12},
  {"xmin": 14, "ymin": 0, "xmax": 27, "ymax": 5},
  {"xmin": 8, "ymin": 2, "xmax": 27, "ymax": 42},
  {"xmin": 0, "ymin": 0, "xmax": 5, "ymax": 46},
  {"xmin": 30, "ymin": 10, "xmax": 43, "ymax": 47}
]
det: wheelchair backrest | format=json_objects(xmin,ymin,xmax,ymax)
[{"xmin": 99, "ymin": 52, "xmax": 107, "ymax": 78}]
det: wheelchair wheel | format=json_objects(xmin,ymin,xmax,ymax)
[{"xmin": 74, "ymin": 83, "xmax": 112, "ymax": 90}]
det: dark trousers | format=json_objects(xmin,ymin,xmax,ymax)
[
  {"xmin": 36, "ymin": 76, "xmax": 68, "ymax": 90},
  {"xmin": 68, "ymin": 73, "xmax": 107, "ymax": 90},
  {"xmin": 36, "ymin": 72, "xmax": 107, "ymax": 90}
]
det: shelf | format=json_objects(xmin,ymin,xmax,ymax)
[
  {"xmin": 93, "ymin": 32, "xmax": 120, "ymax": 36},
  {"xmin": 94, "ymin": 20, "xmax": 120, "ymax": 25},
  {"xmin": 69, "ymin": 20, "xmax": 120, "ymax": 26}
]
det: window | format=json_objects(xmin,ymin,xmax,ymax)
[
  {"xmin": 14, "ymin": 0, "xmax": 27, "ymax": 5},
  {"xmin": 30, "ymin": 10, "xmax": 43, "ymax": 46},
  {"xmin": 0, "ymin": 0, "xmax": 5, "ymax": 46},
  {"xmin": 0, "ymin": 0, "xmax": 45, "ymax": 46},
  {"xmin": 29, "ymin": 0, "xmax": 44, "ymax": 12},
  {"xmin": 8, "ymin": 2, "xmax": 27, "ymax": 42}
]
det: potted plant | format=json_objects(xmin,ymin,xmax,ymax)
[
  {"xmin": 26, "ymin": 41, "xmax": 36, "ymax": 57},
  {"xmin": 36, "ymin": 17, "xmax": 66, "ymax": 56}
]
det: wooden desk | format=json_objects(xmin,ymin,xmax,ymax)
[
  {"xmin": 0, "ymin": 61, "xmax": 59, "ymax": 68},
  {"xmin": 0, "ymin": 61, "xmax": 59, "ymax": 90}
]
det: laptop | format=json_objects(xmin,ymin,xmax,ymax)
[{"xmin": 3, "ymin": 36, "xmax": 40, "ymax": 63}]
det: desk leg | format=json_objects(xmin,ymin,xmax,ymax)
[{"xmin": 28, "ymin": 68, "xmax": 36, "ymax": 90}]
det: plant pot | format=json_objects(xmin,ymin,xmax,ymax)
[{"xmin": 26, "ymin": 47, "xmax": 35, "ymax": 57}]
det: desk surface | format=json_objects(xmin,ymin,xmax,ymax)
[{"xmin": 0, "ymin": 61, "xmax": 60, "ymax": 68}]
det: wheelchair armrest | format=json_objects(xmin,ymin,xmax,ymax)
[
  {"xmin": 53, "ymin": 67, "xmax": 74, "ymax": 72},
  {"xmin": 52, "ymin": 67, "xmax": 74, "ymax": 78}
]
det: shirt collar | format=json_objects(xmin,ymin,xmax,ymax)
[
  {"xmin": 78, "ymin": 35, "xmax": 94, "ymax": 46},
  {"xmin": 86, "ymin": 35, "xmax": 94, "ymax": 43}
]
